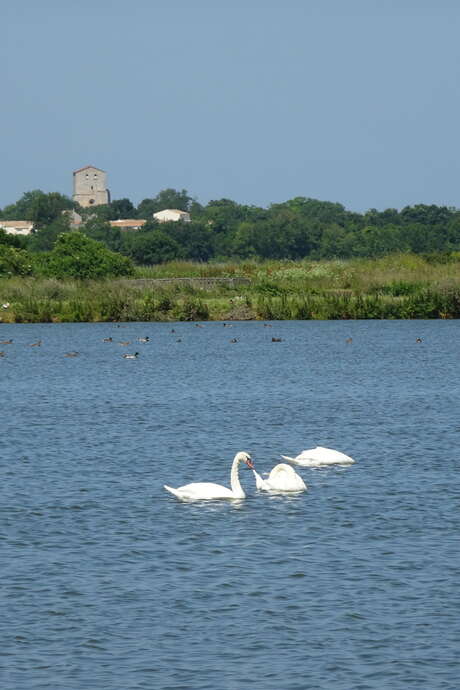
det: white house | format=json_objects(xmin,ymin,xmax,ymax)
[
  {"xmin": 109, "ymin": 219, "xmax": 147, "ymax": 231},
  {"xmin": 0, "ymin": 220, "xmax": 34, "ymax": 235},
  {"xmin": 153, "ymin": 209, "xmax": 191, "ymax": 223}
]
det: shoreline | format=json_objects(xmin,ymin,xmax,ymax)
[{"xmin": 2, "ymin": 255, "xmax": 460, "ymax": 323}]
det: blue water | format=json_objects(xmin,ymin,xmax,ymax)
[{"xmin": 1, "ymin": 320, "xmax": 459, "ymax": 690}]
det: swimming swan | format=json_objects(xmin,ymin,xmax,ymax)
[
  {"xmin": 252, "ymin": 463, "xmax": 307, "ymax": 492},
  {"xmin": 164, "ymin": 451, "xmax": 254, "ymax": 500},
  {"xmin": 282, "ymin": 446, "xmax": 355, "ymax": 467}
]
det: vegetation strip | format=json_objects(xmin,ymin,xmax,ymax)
[{"xmin": 1, "ymin": 255, "xmax": 459, "ymax": 322}]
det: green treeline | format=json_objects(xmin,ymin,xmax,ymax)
[
  {"xmin": 2, "ymin": 189, "xmax": 460, "ymax": 323},
  {"xmin": 2, "ymin": 188, "xmax": 460, "ymax": 271}
]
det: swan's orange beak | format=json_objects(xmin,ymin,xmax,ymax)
[{"xmin": 245, "ymin": 458, "xmax": 255, "ymax": 469}]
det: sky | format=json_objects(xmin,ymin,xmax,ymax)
[{"xmin": 3, "ymin": 0, "xmax": 460, "ymax": 212}]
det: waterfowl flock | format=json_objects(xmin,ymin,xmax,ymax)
[
  {"xmin": 0, "ymin": 321, "xmax": 425, "ymax": 365},
  {"xmin": 164, "ymin": 447, "xmax": 355, "ymax": 500},
  {"xmin": 0, "ymin": 321, "xmax": 289, "ymax": 360}
]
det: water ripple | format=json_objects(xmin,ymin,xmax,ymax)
[{"xmin": 1, "ymin": 320, "xmax": 459, "ymax": 689}]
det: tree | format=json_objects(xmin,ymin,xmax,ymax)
[
  {"xmin": 78, "ymin": 203, "xmax": 112, "ymax": 221},
  {"xmin": 81, "ymin": 217, "xmax": 123, "ymax": 252},
  {"xmin": 121, "ymin": 228, "xmax": 182, "ymax": 264},
  {"xmin": 201, "ymin": 199, "xmax": 247, "ymax": 232},
  {"xmin": 136, "ymin": 198, "xmax": 157, "ymax": 219},
  {"xmin": 1, "ymin": 190, "xmax": 72, "ymax": 226},
  {"xmin": 137, "ymin": 189, "xmax": 194, "ymax": 219},
  {"xmin": 0, "ymin": 245, "xmax": 34, "ymax": 276},
  {"xmin": 163, "ymin": 221, "xmax": 215, "ymax": 261},
  {"xmin": 27, "ymin": 215, "xmax": 71, "ymax": 252},
  {"xmin": 270, "ymin": 197, "xmax": 349, "ymax": 226},
  {"xmin": 109, "ymin": 198, "xmax": 135, "ymax": 219},
  {"xmin": 38, "ymin": 232, "xmax": 134, "ymax": 279},
  {"xmin": 400, "ymin": 204, "xmax": 453, "ymax": 226},
  {"xmin": 0, "ymin": 228, "xmax": 27, "ymax": 249}
]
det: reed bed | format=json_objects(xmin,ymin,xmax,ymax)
[{"xmin": 1, "ymin": 255, "xmax": 460, "ymax": 323}]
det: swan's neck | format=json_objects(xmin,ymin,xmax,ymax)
[{"xmin": 230, "ymin": 455, "xmax": 245, "ymax": 498}]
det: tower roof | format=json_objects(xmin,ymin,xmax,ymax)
[{"xmin": 73, "ymin": 165, "xmax": 106, "ymax": 174}]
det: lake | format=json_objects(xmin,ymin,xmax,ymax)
[{"xmin": 1, "ymin": 319, "xmax": 459, "ymax": 689}]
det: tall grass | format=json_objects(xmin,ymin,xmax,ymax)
[{"xmin": 1, "ymin": 254, "xmax": 460, "ymax": 322}]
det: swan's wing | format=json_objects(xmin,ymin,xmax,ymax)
[
  {"xmin": 269, "ymin": 463, "xmax": 295, "ymax": 476},
  {"xmin": 268, "ymin": 465, "xmax": 307, "ymax": 491},
  {"xmin": 164, "ymin": 485, "xmax": 184, "ymax": 499},
  {"xmin": 280, "ymin": 454, "xmax": 301, "ymax": 465},
  {"xmin": 281, "ymin": 453, "xmax": 317, "ymax": 467},
  {"xmin": 252, "ymin": 469, "xmax": 270, "ymax": 491},
  {"xmin": 306, "ymin": 447, "xmax": 355, "ymax": 464},
  {"xmin": 165, "ymin": 482, "xmax": 235, "ymax": 500}
]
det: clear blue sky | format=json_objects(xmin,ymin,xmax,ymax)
[{"xmin": 3, "ymin": 0, "xmax": 460, "ymax": 212}]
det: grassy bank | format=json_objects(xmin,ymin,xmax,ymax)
[{"xmin": 1, "ymin": 254, "xmax": 460, "ymax": 323}]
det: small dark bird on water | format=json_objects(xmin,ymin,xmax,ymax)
[
  {"xmin": 230, "ymin": 338, "xmax": 238, "ymax": 343},
  {"xmin": 123, "ymin": 352, "xmax": 139, "ymax": 359},
  {"xmin": 0, "ymin": 339, "xmax": 13, "ymax": 344},
  {"xmin": 416, "ymin": 337, "xmax": 423, "ymax": 343},
  {"xmin": 0, "ymin": 351, "xmax": 5, "ymax": 357},
  {"xmin": 345, "ymin": 337, "xmax": 353, "ymax": 344},
  {"xmin": 272, "ymin": 337, "xmax": 283, "ymax": 342},
  {"xmin": 30, "ymin": 340, "xmax": 42, "ymax": 347},
  {"xmin": 102, "ymin": 337, "xmax": 113, "ymax": 342},
  {"xmin": 64, "ymin": 352, "xmax": 80, "ymax": 357}
]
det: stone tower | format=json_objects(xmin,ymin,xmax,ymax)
[{"xmin": 72, "ymin": 165, "xmax": 110, "ymax": 208}]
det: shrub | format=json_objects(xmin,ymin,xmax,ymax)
[
  {"xmin": 0, "ymin": 245, "xmax": 34, "ymax": 276},
  {"xmin": 38, "ymin": 232, "xmax": 134, "ymax": 279},
  {"xmin": 174, "ymin": 297, "xmax": 209, "ymax": 321}
]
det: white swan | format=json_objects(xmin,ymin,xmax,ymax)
[
  {"xmin": 252, "ymin": 463, "xmax": 307, "ymax": 492},
  {"xmin": 282, "ymin": 446, "xmax": 355, "ymax": 467},
  {"xmin": 164, "ymin": 451, "xmax": 254, "ymax": 500}
]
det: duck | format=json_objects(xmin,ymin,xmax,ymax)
[
  {"xmin": 29, "ymin": 340, "xmax": 42, "ymax": 347},
  {"xmin": 271, "ymin": 337, "xmax": 283, "ymax": 342},
  {"xmin": 229, "ymin": 338, "xmax": 238, "ymax": 343},
  {"xmin": 64, "ymin": 351, "xmax": 80, "ymax": 357},
  {"xmin": 0, "ymin": 351, "xmax": 5, "ymax": 357},
  {"xmin": 102, "ymin": 337, "xmax": 113, "ymax": 342},
  {"xmin": 118, "ymin": 341, "xmax": 131, "ymax": 346},
  {"xmin": 253, "ymin": 463, "xmax": 307, "ymax": 492},
  {"xmin": 123, "ymin": 352, "xmax": 139, "ymax": 359},
  {"xmin": 137, "ymin": 336, "xmax": 150, "ymax": 343},
  {"xmin": 0, "ymin": 339, "xmax": 13, "ymax": 345},
  {"xmin": 282, "ymin": 446, "xmax": 355, "ymax": 467},
  {"xmin": 164, "ymin": 451, "xmax": 254, "ymax": 500}
]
